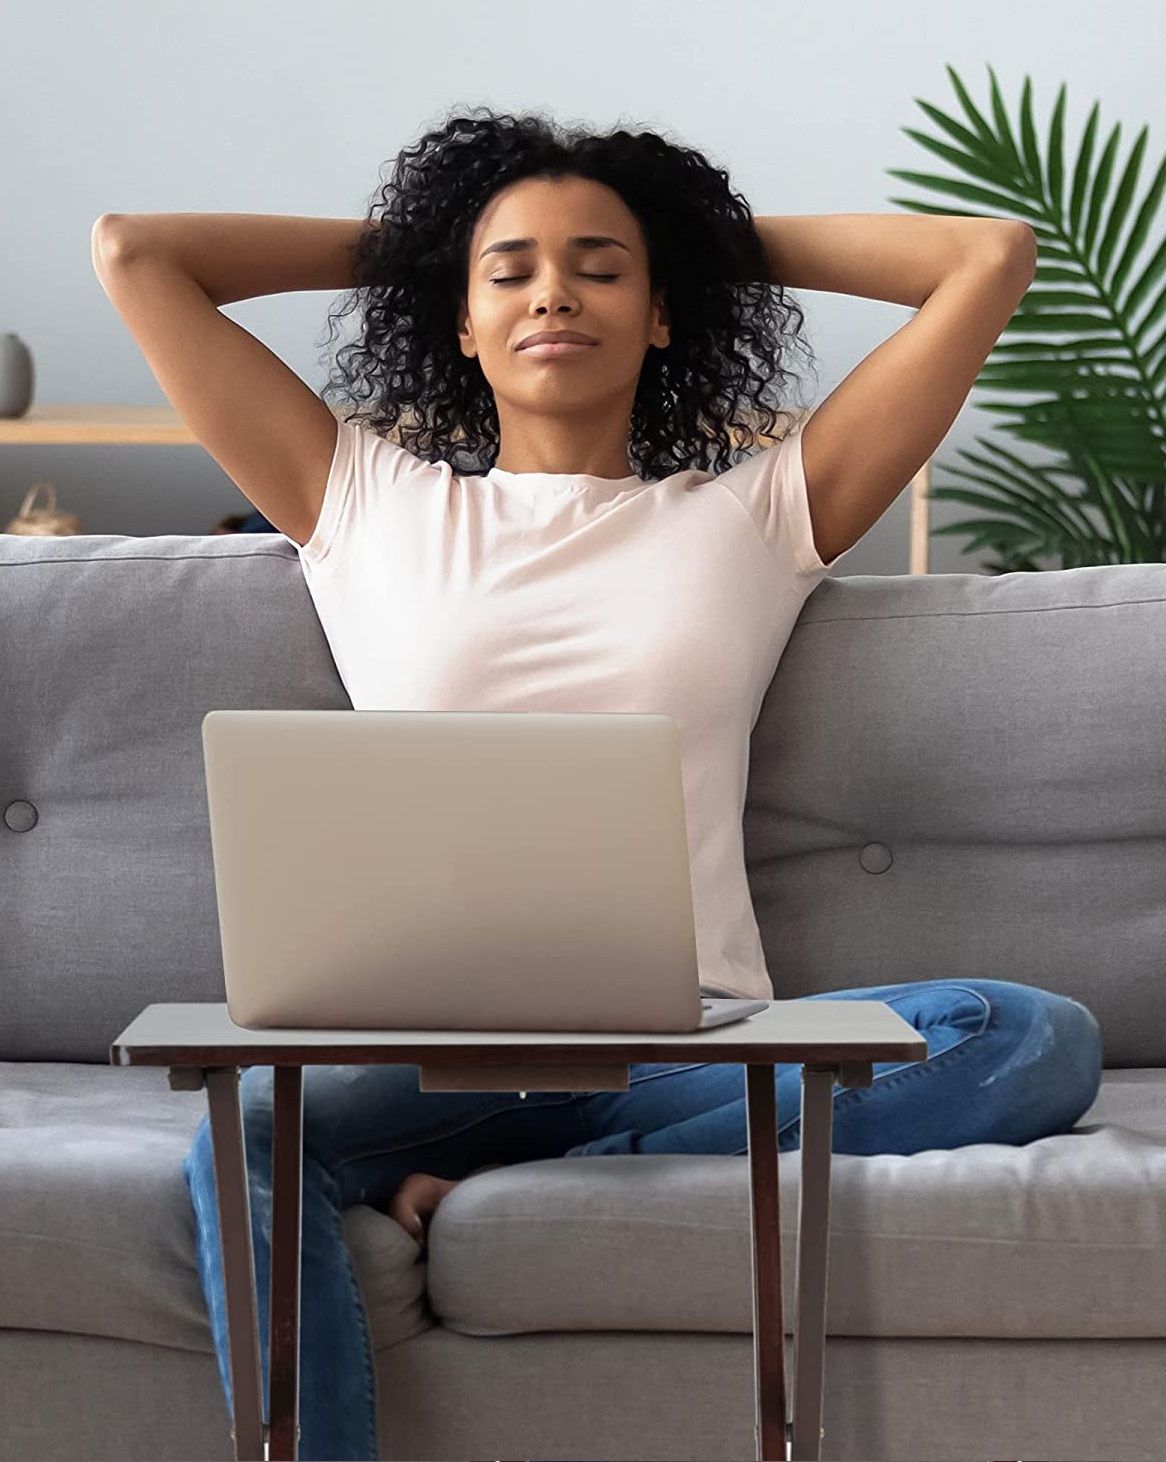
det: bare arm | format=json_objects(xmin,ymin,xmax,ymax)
[
  {"xmin": 752, "ymin": 212, "xmax": 1031, "ymax": 309},
  {"xmin": 95, "ymin": 212, "xmax": 378, "ymax": 306},
  {"xmin": 91, "ymin": 213, "xmax": 369, "ymax": 546}
]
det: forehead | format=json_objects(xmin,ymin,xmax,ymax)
[{"xmin": 471, "ymin": 176, "xmax": 639, "ymax": 256}]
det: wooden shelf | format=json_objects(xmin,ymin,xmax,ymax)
[
  {"xmin": 1, "ymin": 403, "xmax": 932, "ymax": 570},
  {"xmin": 0, "ymin": 404, "xmax": 197, "ymax": 445}
]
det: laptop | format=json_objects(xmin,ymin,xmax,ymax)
[{"xmin": 200, "ymin": 709, "xmax": 770, "ymax": 1034}]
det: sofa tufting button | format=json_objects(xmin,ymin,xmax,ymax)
[
  {"xmin": 859, "ymin": 841, "xmax": 892, "ymax": 873},
  {"xmin": 3, "ymin": 800, "xmax": 38, "ymax": 832}
]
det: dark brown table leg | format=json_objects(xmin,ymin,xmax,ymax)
[
  {"xmin": 205, "ymin": 1067, "xmax": 267, "ymax": 1461},
  {"xmin": 268, "ymin": 1066, "xmax": 304, "ymax": 1460},
  {"xmin": 745, "ymin": 1063, "xmax": 788, "ymax": 1460},
  {"xmin": 788, "ymin": 1065, "xmax": 836, "ymax": 1461},
  {"xmin": 789, "ymin": 1059, "xmax": 874, "ymax": 1462}
]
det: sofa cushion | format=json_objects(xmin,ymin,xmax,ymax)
[
  {"xmin": 427, "ymin": 1070, "xmax": 1166, "ymax": 1339},
  {"xmin": 2, "ymin": 1063, "xmax": 1161, "ymax": 1347},
  {"xmin": 0, "ymin": 1064, "xmax": 430, "ymax": 1356}
]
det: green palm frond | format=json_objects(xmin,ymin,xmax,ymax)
[{"xmin": 886, "ymin": 64, "xmax": 1166, "ymax": 569}]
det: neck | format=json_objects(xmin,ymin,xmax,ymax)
[{"xmin": 492, "ymin": 408, "xmax": 634, "ymax": 477}]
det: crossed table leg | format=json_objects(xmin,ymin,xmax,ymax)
[{"xmin": 174, "ymin": 1056, "xmax": 872, "ymax": 1462}]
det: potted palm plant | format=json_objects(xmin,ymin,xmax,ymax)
[{"xmin": 888, "ymin": 63, "xmax": 1165, "ymax": 571}]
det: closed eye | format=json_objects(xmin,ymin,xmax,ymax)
[{"xmin": 491, "ymin": 274, "xmax": 619, "ymax": 285}]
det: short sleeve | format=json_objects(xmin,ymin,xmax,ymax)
[
  {"xmin": 297, "ymin": 414, "xmax": 436, "ymax": 571},
  {"xmin": 715, "ymin": 406, "xmax": 853, "ymax": 583}
]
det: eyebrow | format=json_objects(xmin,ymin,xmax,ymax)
[{"xmin": 478, "ymin": 234, "xmax": 631, "ymax": 260}]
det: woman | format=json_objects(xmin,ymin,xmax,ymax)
[{"xmin": 161, "ymin": 108, "xmax": 1103, "ymax": 1460}]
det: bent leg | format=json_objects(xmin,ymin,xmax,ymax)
[{"xmin": 564, "ymin": 978, "xmax": 1104, "ymax": 1158}]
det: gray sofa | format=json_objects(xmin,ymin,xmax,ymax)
[{"xmin": 2, "ymin": 530, "xmax": 1163, "ymax": 1462}]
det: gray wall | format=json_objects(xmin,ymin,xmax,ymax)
[{"xmin": 2, "ymin": 0, "xmax": 1157, "ymax": 575}]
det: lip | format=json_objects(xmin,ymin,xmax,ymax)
[
  {"xmin": 519, "ymin": 340, "xmax": 597, "ymax": 359},
  {"xmin": 517, "ymin": 330, "xmax": 598, "ymax": 350}
]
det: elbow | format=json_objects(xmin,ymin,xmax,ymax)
[
  {"xmin": 91, "ymin": 214, "xmax": 136, "ymax": 268},
  {"xmin": 1001, "ymin": 221, "xmax": 1039, "ymax": 275}
]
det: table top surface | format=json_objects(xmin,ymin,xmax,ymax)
[{"xmin": 109, "ymin": 1001, "xmax": 929, "ymax": 1067}]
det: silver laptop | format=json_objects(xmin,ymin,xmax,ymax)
[{"xmin": 200, "ymin": 709, "xmax": 770, "ymax": 1034}]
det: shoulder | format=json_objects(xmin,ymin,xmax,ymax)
[
  {"xmin": 297, "ymin": 413, "xmax": 444, "ymax": 569},
  {"xmin": 711, "ymin": 410, "xmax": 842, "ymax": 577}
]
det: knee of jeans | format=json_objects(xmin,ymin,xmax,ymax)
[
  {"xmin": 1068, "ymin": 995, "xmax": 1102, "ymax": 1041},
  {"xmin": 183, "ymin": 1118, "xmax": 214, "ymax": 1185},
  {"xmin": 182, "ymin": 1071, "xmax": 274, "ymax": 1175},
  {"xmin": 230, "ymin": 1066, "xmax": 273, "ymax": 1129},
  {"xmin": 240, "ymin": 1064, "xmax": 275, "ymax": 1108},
  {"xmin": 1045, "ymin": 992, "xmax": 1101, "ymax": 1052},
  {"xmin": 1066, "ymin": 998, "xmax": 1105, "ymax": 1083}
]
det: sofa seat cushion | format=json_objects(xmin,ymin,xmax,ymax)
[
  {"xmin": 2, "ymin": 1064, "xmax": 1162, "ymax": 1350},
  {"xmin": 0, "ymin": 1064, "xmax": 429, "ymax": 1354},
  {"xmin": 426, "ymin": 1070, "xmax": 1164, "ymax": 1340}
]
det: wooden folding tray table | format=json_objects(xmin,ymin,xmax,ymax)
[{"xmin": 110, "ymin": 1000, "xmax": 926, "ymax": 1461}]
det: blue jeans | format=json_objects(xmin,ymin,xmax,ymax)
[{"xmin": 181, "ymin": 977, "xmax": 1102, "ymax": 1460}]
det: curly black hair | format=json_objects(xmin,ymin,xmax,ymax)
[{"xmin": 316, "ymin": 105, "xmax": 819, "ymax": 482}]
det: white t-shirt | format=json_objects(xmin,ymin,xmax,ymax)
[{"xmin": 295, "ymin": 407, "xmax": 852, "ymax": 999}]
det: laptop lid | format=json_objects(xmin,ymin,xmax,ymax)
[{"xmin": 201, "ymin": 710, "xmax": 708, "ymax": 1032}]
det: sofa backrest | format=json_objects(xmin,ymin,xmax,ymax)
[{"xmin": 2, "ymin": 534, "xmax": 1162, "ymax": 1066}]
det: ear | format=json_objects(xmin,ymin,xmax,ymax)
[
  {"xmin": 653, "ymin": 288, "xmax": 671, "ymax": 348},
  {"xmin": 457, "ymin": 296, "xmax": 476, "ymax": 359}
]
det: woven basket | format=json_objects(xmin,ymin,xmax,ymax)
[{"xmin": 3, "ymin": 481, "xmax": 84, "ymax": 536}]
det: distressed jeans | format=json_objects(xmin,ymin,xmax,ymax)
[{"xmin": 181, "ymin": 976, "xmax": 1103, "ymax": 1459}]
